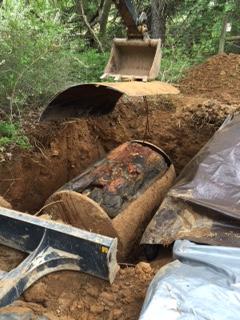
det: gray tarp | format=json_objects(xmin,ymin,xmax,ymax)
[
  {"xmin": 170, "ymin": 114, "xmax": 240, "ymax": 219},
  {"xmin": 141, "ymin": 114, "xmax": 240, "ymax": 247},
  {"xmin": 139, "ymin": 240, "xmax": 240, "ymax": 320}
]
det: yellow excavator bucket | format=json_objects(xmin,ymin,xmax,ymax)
[{"xmin": 102, "ymin": 38, "xmax": 161, "ymax": 81}]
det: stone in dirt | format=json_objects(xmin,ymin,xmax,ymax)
[
  {"xmin": 135, "ymin": 262, "xmax": 152, "ymax": 275},
  {"xmin": 0, "ymin": 196, "xmax": 12, "ymax": 209}
]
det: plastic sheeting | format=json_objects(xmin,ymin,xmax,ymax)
[
  {"xmin": 170, "ymin": 114, "xmax": 240, "ymax": 219},
  {"xmin": 141, "ymin": 114, "xmax": 240, "ymax": 247},
  {"xmin": 139, "ymin": 240, "xmax": 240, "ymax": 320}
]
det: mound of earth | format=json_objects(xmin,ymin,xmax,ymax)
[{"xmin": 181, "ymin": 53, "xmax": 240, "ymax": 104}]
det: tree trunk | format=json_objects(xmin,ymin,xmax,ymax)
[
  {"xmin": 226, "ymin": 35, "xmax": 240, "ymax": 41},
  {"xmin": 151, "ymin": 0, "xmax": 167, "ymax": 42},
  {"xmin": 218, "ymin": 15, "xmax": 228, "ymax": 54},
  {"xmin": 99, "ymin": 0, "xmax": 112, "ymax": 39}
]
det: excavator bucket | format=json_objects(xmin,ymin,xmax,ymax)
[{"xmin": 102, "ymin": 38, "xmax": 162, "ymax": 81}]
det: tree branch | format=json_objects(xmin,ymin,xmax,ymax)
[
  {"xmin": 99, "ymin": 0, "xmax": 112, "ymax": 38},
  {"xmin": 76, "ymin": 0, "xmax": 104, "ymax": 53},
  {"xmin": 226, "ymin": 35, "xmax": 240, "ymax": 41}
]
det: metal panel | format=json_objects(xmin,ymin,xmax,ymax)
[
  {"xmin": 0, "ymin": 208, "xmax": 119, "ymax": 307},
  {"xmin": 40, "ymin": 81, "xmax": 179, "ymax": 121}
]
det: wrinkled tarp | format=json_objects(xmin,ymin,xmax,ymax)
[
  {"xmin": 139, "ymin": 240, "xmax": 240, "ymax": 320},
  {"xmin": 141, "ymin": 114, "xmax": 240, "ymax": 247}
]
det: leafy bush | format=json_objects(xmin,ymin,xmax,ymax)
[
  {"xmin": 0, "ymin": 121, "xmax": 30, "ymax": 149},
  {"xmin": 0, "ymin": 1, "xmax": 76, "ymax": 117},
  {"xmin": 158, "ymin": 33, "xmax": 208, "ymax": 83},
  {"xmin": 159, "ymin": 46, "xmax": 194, "ymax": 83},
  {"xmin": 70, "ymin": 49, "xmax": 109, "ymax": 83}
]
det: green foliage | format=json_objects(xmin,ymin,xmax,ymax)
[
  {"xmin": 0, "ymin": 0, "xmax": 76, "ymax": 115},
  {"xmin": 0, "ymin": 0, "xmax": 239, "ymax": 124},
  {"xmin": 168, "ymin": 0, "xmax": 239, "ymax": 58},
  {"xmin": 159, "ymin": 0, "xmax": 240, "ymax": 82},
  {"xmin": 0, "ymin": 121, "xmax": 30, "ymax": 149},
  {"xmin": 70, "ymin": 50, "xmax": 109, "ymax": 83},
  {"xmin": 159, "ymin": 34, "xmax": 201, "ymax": 83}
]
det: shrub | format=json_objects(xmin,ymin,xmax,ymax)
[
  {"xmin": 70, "ymin": 49, "xmax": 109, "ymax": 83},
  {"xmin": 0, "ymin": 1, "xmax": 76, "ymax": 117},
  {"xmin": 0, "ymin": 121, "xmax": 30, "ymax": 149}
]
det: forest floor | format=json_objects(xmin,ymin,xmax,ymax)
[{"xmin": 0, "ymin": 53, "xmax": 240, "ymax": 320}]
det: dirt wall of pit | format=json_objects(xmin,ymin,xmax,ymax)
[
  {"xmin": 1, "ymin": 91, "xmax": 239, "ymax": 214},
  {"xmin": 0, "ymin": 94, "xmax": 224, "ymax": 213}
]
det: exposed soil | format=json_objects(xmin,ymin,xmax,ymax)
[
  {"xmin": 0, "ymin": 255, "xmax": 171, "ymax": 320},
  {"xmin": 0, "ymin": 53, "xmax": 240, "ymax": 319},
  {"xmin": 181, "ymin": 53, "xmax": 240, "ymax": 104},
  {"xmin": 0, "ymin": 94, "xmax": 219, "ymax": 213}
]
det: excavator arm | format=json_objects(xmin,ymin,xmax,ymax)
[
  {"xmin": 40, "ymin": 1, "xmax": 171, "ymax": 121},
  {"xmin": 112, "ymin": 0, "xmax": 145, "ymax": 39}
]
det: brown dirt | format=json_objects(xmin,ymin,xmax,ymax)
[
  {"xmin": 0, "ymin": 94, "xmax": 220, "ymax": 213},
  {"xmin": 0, "ymin": 53, "xmax": 240, "ymax": 319},
  {"xmin": 1, "ymin": 256, "xmax": 171, "ymax": 320},
  {"xmin": 181, "ymin": 53, "xmax": 240, "ymax": 104},
  {"xmin": 0, "ymin": 120, "xmax": 104, "ymax": 213}
]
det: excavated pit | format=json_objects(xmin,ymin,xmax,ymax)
[
  {"xmin": 1, "ymin": 53, "xmax": 240, "ymax": 319},
  {"xmin": 0, "ymin": 95, "xmax": 222, "ymax": 214},
  {"xmin": 0, "ymin": 94, "xmax": 221, "ymax": 318}
]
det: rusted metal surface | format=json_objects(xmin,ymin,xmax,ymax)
[
  {"xmin": 141, "ymin": 196, "xmax": 240, "ymax": 247},
  {"xmin": 99, "ymin": 81, "xmax": 179, "ymax": 96},
  {"xmin": 60, "ymin": 141, "xmax": 168, "ymax": 218},
  {"xmin": 142, "ymin": 114, "xmax": 240, "ymax": 248},
  {"xmin": 45, "ymin": 141, "xmax": 176, "ymax": 259},
  {"xmin": 40, "ymin": 81, "xmax": 179, "ymax": 121}
]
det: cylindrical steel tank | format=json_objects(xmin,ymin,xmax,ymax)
[{"xmin": 44, "ymin": 141, "xmax": 175, "ymax": 260}]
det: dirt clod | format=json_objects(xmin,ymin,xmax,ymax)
[
  {"xmin": 135, "ymin": 262, "xmax": 152, "ymax": 275},
  {"xmin": 24, "ymin": 283, "xmax": 47, "ymax": 303},
  {"xmin": 85, "ymin": 287, "xmax": 99, "ymax": 298},
  {"xmin": 90, "ymin": 304, "xmax": 105, "ymax": 314}
]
